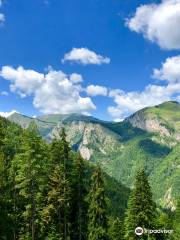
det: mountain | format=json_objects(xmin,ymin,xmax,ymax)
[
  {"xmin": 126, "ymin": 101, "xmax": 180, "ymax": 145},
  {"xmin": 8, "ymin": 101, "xmax": 180, "ymax": 209}
]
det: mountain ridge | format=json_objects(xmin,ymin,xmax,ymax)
[{"xmin": 7, "ymin": 101, "xmax": 180, "ymax": 209}]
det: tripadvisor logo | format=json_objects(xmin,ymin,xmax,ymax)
[
  {"xmin": 135, "ymin": 227, "xmax": 173, "ymax": 236},
  {"xmin": 135, "ymin": 227, "xmax": 144, "ymax": 236}
]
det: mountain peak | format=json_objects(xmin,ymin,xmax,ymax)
[
  {"xmin": 156, "ymin": 101, "xmax": 179, "ymax": 109},
  {"xmin": 126, "ymin": 101, "xmax": 180, "ymax": 140},
  {"xmin": 0, "ymin": 110, "xmax": 20, "ymax": 118}
]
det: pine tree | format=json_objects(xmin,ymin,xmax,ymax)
[
  {"xmin": 0, "ymin": 118, "xmax": 10, "ymax": 239},
  {"xmin": 42, "ymin": 128, "xmax": 72, "ymax": 240},
  {"xmin": 14, "ymin": 123, "xmax": 48, "ymax": 240},
  {"xmin": 43, "ymin": 164, "xmax": 71, "ymax": 239},
  {"xmin": 59, "ymin": 128, "xmax": 72, "ymax": 240},
  {"xmin": 108, "ymin": 217, "xmax": 123, "ymax": 240},
  {"xmin": 173, "ymin": 199, "xmax": 180, "ymax": 240},
  {"xmin": 6, "ymin": 123, "xmax": 24, "ymax": 240},
  {"xmin": 124, "ymin": 168, "xmax": 156, "ymax": 240},
  {"xmin": 71, "ymin": 153, "xmax": 87, "ymax": 240},
  {"xmin": 155, "ymin": 209, "xmax": 174, "ymax": 240},
  {"xmin": 87, "ymin": 165, "xmax": 108, "ymax": 240},
  {"xmin": 0, "ymin": 118, "xmax": 25, "ymax": 239}
]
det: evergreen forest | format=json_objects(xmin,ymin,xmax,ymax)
[{"xmin": 0, "ymin": 116, "xmax": 179, "ymax": 240}]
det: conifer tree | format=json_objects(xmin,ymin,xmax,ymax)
[
  {"xmin": 108, "ymin": 217, "xmax": 123, "ymax": 240},
  {"xmin": 6, "ymin": 123, "xmax": 24, "ymax": 240},
  {"xmin": 43, "ymin": 164, "xmax": 71, "ymax": 239},
  {"xmin": 0, "ymin": 118, "xmax": 11, "ymax": 239},
  {"xmin": 124, "ymin": 168, "xmax": 156, "ymax": 240},
  {"xmin": 42, "ymin": 129, "xmax": 72, "ymax": 240},
  {"xmin": 71, "ymin": 153, "xmax": 87, "ymax": 240},
  {"xmin": 87, "ymin": 165, "xmax": 108, "ymax": 240},
  {"xmin": 60, "ymin": 128, "xmax": 72, "ymax": 239},
  {"xmin": 14, "ymin": 123, "xmax": 48, "ymax": 240}
]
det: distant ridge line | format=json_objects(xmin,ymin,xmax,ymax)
[{"xmin": 12, "ymin": 113, "xmax": 58, "ymax": 126}]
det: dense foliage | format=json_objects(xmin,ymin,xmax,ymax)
[
  {"xmin": 124, "ymin": 169, "xmax": 156, "ymax": 240},
  {"xmin": 0, "ymin": 116, "xmax": 179, "ymax": 239}
]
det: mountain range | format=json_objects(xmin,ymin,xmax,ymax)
[{"xmin": 8, "ymin": 101, "xmax": 180, "ymax": 209}]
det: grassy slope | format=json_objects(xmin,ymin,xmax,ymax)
[{"xmin": 142, "ymin": 101, "xmax": 180, "ymax": 132}]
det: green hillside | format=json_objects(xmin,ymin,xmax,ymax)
[
  {"xmin": 126, "ymin": 101, "xmax": 180, "ymax": 144},
  {"xmin": 8, "ymin": 101, "xmax": 180, "ymax": 208},
  {"xmin": 0, "ymin": 115, "xmax": 129, "ymax": 218},
  {"xmin": 4, "ymin": 116, "xmax": 174, "ymax": 239}
]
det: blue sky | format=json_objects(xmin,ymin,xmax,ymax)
[{"xmin": 0, "ymin": 0, "xmax": 180, "ymax": 121}]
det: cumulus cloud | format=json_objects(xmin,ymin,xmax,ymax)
[
  {"xmin": 126, "ymin": 0, "xmax": 180, "ymax": 50},
  {"xmin": 0, "ymin": 110, "xmax": 19, "ymax": 118},
  {"xmin": 1, "ymin": 66, "xmax": 44, "ymax": 97},
  {"xmin": 153, "ymin": 55, "xmax": 180, "ymax": 82},
  {"xmin": 62, "ymin": 48, "xmax": 110, "ymax": 65},
  {"xmin": 108, "ymin": 85, "xmax": 171, "ymax": 119},
  {"xmin": 108, "ymin": 55, "xmax": 180, "ymax": 120},
  {"xmin": 0, "ymin": 66, "xmax": 96, "ymax": 115},
  {"xmin": 86, "ymin": 85, "xmax": 108, "ymax": 96}
]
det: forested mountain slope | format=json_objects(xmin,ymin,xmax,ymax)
[
  {"xmin": 8, "ymin": 101, "xmax": 180, "ymax": 208},
  {"xmin": 0, "ymin": 116, "xmax": 129, "ymax": 218},
  {"xmin": 0, "ymin": 116, "xmax": 131, "ymax": 239}
]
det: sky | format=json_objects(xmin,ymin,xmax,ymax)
[{"xmin": 0, "ymin": 0, "xmax": 180, "ymax": 121}]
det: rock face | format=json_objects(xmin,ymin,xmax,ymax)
[
  {"xmin": 126, "ymin": 110, "xmax": 171, "ymax": 137},
  {"xmin": 126, "ymin": 101, "xmax": 180, "ymax": 142},
  {"xmin": 163, "ymin": 187, "xmax": 176, "ymax": 211},
  {"xmin": 50, "ymin": 121, "xmax": 121, "ymax": 161}
]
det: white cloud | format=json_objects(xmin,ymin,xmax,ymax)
[
  {"xmin": 0, "ymin": 66, "xmax": 96, "ymax": 115},
  {"xmin": 126, "ymin": 0, "xmax": 180, "ymax": 50},
  {"xmin": 86, "ymin": 85, "xmax": 108, "ymax": 96},
  {"xmin": 0, "ymin": 110, "xmax": 19, "ymax": 118},
  {"xmin": 108, "ymin": 85, "xmax": 171, "ymax": 119},
  {"xmin": 1, "ymin": 66, "xmax": 44, "ymax": 96},
  {"xmin": 62, "ymin": 48, "xmax": 110, "ymax": 65},
  {"xmin": 152, "ymin": 55, "xmax": 180, "ymax": 82},
  {"xmin": 0, "ymin": 13, "xmax": 5, "ymax": 23},
  {"xmin": 70, "ymin": 73, "xmax": 83, "ymax": 83},
  {"xmin": 108, "ymin": 55, "xmax": 180, "ymax": 120},
  {"xmin": 0, "ymin": 1, "xmax": 2, "ymax": 8}
]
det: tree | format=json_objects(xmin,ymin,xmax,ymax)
[
  {"xmin": 14, "ymin": 123, "xmax": 48, "ymax": 240},
  {"xmin": 173, "ymin": 199, "xmax": 180, "ymax": 240},
  {"xmin": 42, "ymin": 129, "xmax": 72, "ymax": 240},
  {"xmin": 87, "ymin": 165, "xmax": 108, "ymax": 240},
  {"xmin": 108, "ymin": 217, "xmax": 123, "ymax": 240},
  {"xmin": 6, "ymin": 123, "xmax": 24, "ymax": 240},
  {"xmin": 0, "ymin": 118, "xmax": 11, "ymax": 239},
  {"xmin": 71, "ymin": 153, "xmax": 87, "ymax": 240},
  {"xmin": 43, "ymin": 164, "xmax": 71, "ymax": 239},
  {"xmin": 124, "ymin": 168, "xmax": 156, "ymax": 240},
  {"xmin": 155, "ymin": 208, "xmax": 174, "ymax": 240}
]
